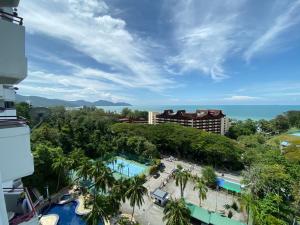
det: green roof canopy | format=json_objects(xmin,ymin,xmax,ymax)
[
  {"xmin": 186, "ymin": 203, "xmax": 246, "ymax": 225},
  {"xmin": 187, "ymin": 203, "xmax": 210, "ymax": 224},
  {"xmin": 210, "ymin": 212, "xmax": 245, "ymax": 225}
]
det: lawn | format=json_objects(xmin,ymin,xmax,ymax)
[{"xmin": 267, "ymin": 132, "xmax": 300, "ymax": 147}]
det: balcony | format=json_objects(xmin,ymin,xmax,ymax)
[
  {"xmin": 0, "ymin": 11, "xmax": 27, "ymax": 85},
  {"xmin": 0, "ymin": 124, "xmax": 34, "ymax": 182},
  {"xmin": 3, "ymin": 187, "xmax": 38, "ymax": 225}
]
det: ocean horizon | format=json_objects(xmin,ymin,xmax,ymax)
[{"xmin": 97, "ymin": 105, "xmax": 300, "ymax": 120}]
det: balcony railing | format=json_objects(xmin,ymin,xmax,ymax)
[
  {"xmin": 0, "ymin": 10, "xmax": 23, "ymax": 25},
  {"xmin": 0, "ymin": 117, "xmax": 27, "ymax": 128},
  {"xmin": 3, "ymin": 187, "xmax": 37, "ymax": 225}
]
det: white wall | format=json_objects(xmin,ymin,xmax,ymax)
[
  {"xmin": 0, "ymin": 19, "xmax": 27, "ymax": 84},
  {"xmin": 0, "ymin": 126, "xmax": 34, "ymax": 182},
  {"xmin": 0, "ymin": 173, "xmax": 9, "ymax": 225}
]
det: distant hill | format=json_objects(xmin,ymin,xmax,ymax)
[{"xmin": 16, "ymin": 94, "xmax": 131, "ymax": 107}]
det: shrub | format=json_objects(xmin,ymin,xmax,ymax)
[{"xmin": 202, "ymin": 166, "xmax": 217, "ymax": 188}]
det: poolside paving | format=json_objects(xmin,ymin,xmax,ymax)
[{"xmin": 40, "ymin": 214, "xmax": 59, "ymax": 225}]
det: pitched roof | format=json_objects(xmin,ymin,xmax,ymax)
[{"xmin": 157, "ymin": 109, "xmax": 225, "ymax": 120}]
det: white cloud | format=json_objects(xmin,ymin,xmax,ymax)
[
  {"xmin": 19, "ymin": 69, "xmax": 132, "ymax": 102},
  {"xmin": 19, "ymin": 0, "xmax": 173, "ymax": 93},
  {"xmin": 167, "ymin": 0, "xmax": 300, "ymax": 80},
  {"xmin": 167, "ymin": 0, "xmax": 246, "ymax": 80},
  {"xmin": 224, "ymin": 95, "xmax": 260, "ymax": 101},
  {"xmin": 244, "ymin": 0, "xmax": 300, "ymax": 61}
]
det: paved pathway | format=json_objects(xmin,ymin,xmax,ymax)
[{"xmin": 121, "ymin": 157, "xmax": 245, "ymax": 225}]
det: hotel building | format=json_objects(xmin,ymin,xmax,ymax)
[
  {"xmin": 149, "ymin": 109, "xmax": 230, "ymax": 135},
  {"xmin": 0, "ymin": 1, "xmax": 38, "ymax": 225}
]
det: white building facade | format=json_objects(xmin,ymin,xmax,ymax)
[{"xmin": 0, "ymin": 2, "xmax": 38, "ymax": 225}]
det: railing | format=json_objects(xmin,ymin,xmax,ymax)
[
  {"xmin": 3, "ymin": 187, "xmax": 37, "ymax": 225},
  {"xmin": 0, "ymin": 10, "xmax": 23, "ymax": 25},
  {"xmin": 0, "ymin": 117, "xmax": 28, "ymax": 128}
]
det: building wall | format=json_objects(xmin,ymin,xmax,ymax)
[
  {"xmin": 153, "ymin": 111, "xmax": 230, "ymax": 135},
  {"xmin": 0, "ymin": 19, "xmax": 27, "ymax": 84},
  {"xmin": 0, "ymin": 173, "xmax": 9, "ymax": 225},
  {"xmin": 0, "ymin": 126, "xmax": 34, "ymax": 182},
  {"xmin": 148, "ymin": 111, "xmax": 159, "ymax": 125}
]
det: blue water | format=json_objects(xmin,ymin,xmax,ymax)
[
  {"xmin": 107, "ymin": 157, "xmax": 147, "ymax": 177},
  {"xmin": 97, "ymin": 105, "xmax": 300, "ymax": 120},
  {"xmin": 291, "ymin": 131, "xmax": 300, "ymax": 137},
  {"xmin": 43, "ymin": 201, "xmax": 103, "ymax": 225}
]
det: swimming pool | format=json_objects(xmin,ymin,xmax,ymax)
[
  {"xmin": 290, "ymin": 131, "xmax": 300, "ymax": 137},
  {"xmin": 106, "ymin": 157, "xmax": 148, "ymax": 178},
  {"xmin": 217, "ymin": 178, "xmax": 241, "ymax": 193},
  {"xmin": 43, "ymin": 201, "xmax": 103, "ymax": 225}
]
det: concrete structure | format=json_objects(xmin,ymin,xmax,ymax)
[
  {"xmin": 148, "ymin": 111, "xmax": 159, "ymax": 125},
  {"xmin": 149, "ymin": 109, "xmax": 231, "ymax": 135},
  {"xmin": 0, "ymin": 3, "xmax": 38, "ymax": 225},
  {"xmin": 150, "ymin": 188, "xmax": 169, "ymax": 206}
]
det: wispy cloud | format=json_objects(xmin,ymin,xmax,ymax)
[
  {"xmin": 19, "ymin": 69, "xmax": 132, "ymax": 102},
  {"xmin": 244, "ymin": 0, "xmax": 300, "ymax": 61},
  {"xmin": 167, "ymin": 0, "xmax": 300, "ymax": 80},
  {"xmin": 167, "ymin": 0, "xmax": 246, "ymax": 80},
  {"xmin": 19, "ymin": 0, "xmax": 173, "ymax": 95},
  {"xmin": 224, "ymin": 95, "xmax": 260, "ymax": 101}
]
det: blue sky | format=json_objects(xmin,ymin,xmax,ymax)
[{"xmin": 18, "ymin": 0, "xmax": 300, "ymax": 105}]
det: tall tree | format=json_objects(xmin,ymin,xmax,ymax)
[
  {"xmin": 126, "ymin": 176, "xmax": 148, "ymax": 222},
  {"xmin": 202, "ymin": 166, "xmax": 217, "ymax": 188},
  {"xmin": 52, "ymin": 154, "xmax": 67, "ymax": 191},
  {"xmin": 174, "ymin": 165, "xmax": 190, "ymax": 198},
  {"xmin": 89, "ymin": 160, "xmax": 114, "ymax": 195},
  {"xmin": 163, "ymin": 198, "xmax": 191, "ymax": 225},
  {"xmin": 85, "ymin": 194, "xmax": 111, "ymax": 225},
  {"xmin": 193, "ymin": 178, "xmax": 208, "ymax": 206}
]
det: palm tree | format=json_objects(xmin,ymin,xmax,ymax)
[
  {"xmin": 85, "ymin": 194, "xmax": 110, "ymax": 225},
  {"xmin": 111, "ymin": 178, "xmax": 131, "ymax": 203},
  {"xmin": 89, "ymin": 160, "xmax": 114, "ymax": 196},
  {"xmin": 126, "ymin": 176, "xmax": 148, "ymax": 222},
  {"xmin": 118, "ymin": 162, "xmax": 125, "ymax": 175},
  {"xmin": 163, "ymin": 198, "xmax": 191, "ymax": 225},
  {"xmin": 77, "ymin": 159, "xmax": 92, "ymax": 193},
  {"xmin": 239, "ymin": 193, "xmax": 255, "ymax": 225},
  {"xmin": 77, "ymin": 159, "xmax": 92, "ymax": 181},
  {"xmin": 174, "ymin": 165, "xmax": 190, "ymax": 198},
  {"xmin": 193, "ymin": 178, "xmax": 208, "ymax": 206},
  {"xmin": 52, "ymin": 154, "xmax": 67, "ymax": 191}
]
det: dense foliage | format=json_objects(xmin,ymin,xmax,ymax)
[
  {"xmin": 112, "ymin": 123, "xmax": 243, "ymax": 170},
  {"xmin": 17, "ymin": 102, "xmax": 300, "ymax": 224},
  {"xmin": 228, "ymin": 111, "xmax": 300, "ymax": 139}
]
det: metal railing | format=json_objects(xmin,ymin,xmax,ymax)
[
  {"xmin": 3, "ymin": 187, "xmax": 37, "ymax": 225},
  {"xmin": 0, "ymin": 10, "xmax": 23, "ymax": 25},
  {"xmin": 0, "ymin": 117, "xmax": 27, "ymax": 128}
]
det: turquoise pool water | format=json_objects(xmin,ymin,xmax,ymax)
[
  {"xmin": 290, "ymin": 131, "xmax": 300, "ymax": 137},
  {"xmin": 43, "ymin": 201, "xmax": 103, "ymax": 225},
  {"xmin": 107, "ymin": 157, "xmax": 148, "ymax": 178}
]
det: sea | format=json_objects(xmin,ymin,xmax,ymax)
[{"xmin": 97, "ymin": 105, "xmax": 300, "ymax": 120}]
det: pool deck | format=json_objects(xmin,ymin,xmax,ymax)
[
  {"xmin": 75, "ymin": 195, "xmax": 92, "ymax": 216},
  {"xmin": 40, "ymin": 214, "xmax": 59, "ymax": 225}
]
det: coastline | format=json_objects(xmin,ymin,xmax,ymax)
[{"xmin": 95, "ymin": 105, "xmax": 300, "ymax": 121}]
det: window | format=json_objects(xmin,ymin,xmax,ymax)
[{"xmin": 4, "ymin": 101, "xmax": 15, "ymax": 109}]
